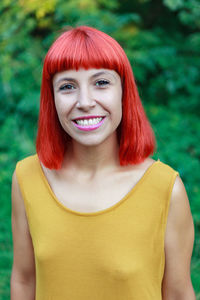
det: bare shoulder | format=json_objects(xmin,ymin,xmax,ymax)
[
  {"xmin": 12, "ymin": 169, "xmax": 25, "ymax": 211},
  {"xmin": 162, "ymin": 175, "xmax": 195, "ymax": 298},
  {"xmin": 167, "ymin": 175, "xmax": 194, "ymax": 232},
  {"xmin": 11, "ymin": 169, "xmax": 29, "ymax": 218},
  {"xmin": 165, "ymin": 175, "xmax": 195, "ymax": 256}
]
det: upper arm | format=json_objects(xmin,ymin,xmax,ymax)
[
  {"xmin": 11, "ymin": 169, "xmax": 36, "ymax": 284},
  {"xmin": 162, "ymin": 175, "xmax": 196, "ymax": 299}
]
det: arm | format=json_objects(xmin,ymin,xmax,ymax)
[
  {"xmin": 10, "ymin": 169, "xmax": 36, "ymax": 300},
  {"xmin": 162, "ymin": 175, "xmax": 196, "ymax": 300}
]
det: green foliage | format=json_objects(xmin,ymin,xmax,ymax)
[
  {"xmin": 164, "ymin": 0, "xmax": 200, "ymax": 29},
  {"xmin": 163, "ymin": 0, "xmax": 183, "ymax": 10},
  {"xmin": 0, "ymin": 0, "xmax": 200, "ymax": 298}
]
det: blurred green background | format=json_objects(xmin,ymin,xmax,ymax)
[{"xmin": 0, "ymin": 0, "xmax": 200, "ymax": 298}]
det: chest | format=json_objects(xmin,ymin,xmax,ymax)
[{"xmin": 43, "ymin": 168, "xmax": 146, "ymax": 213}]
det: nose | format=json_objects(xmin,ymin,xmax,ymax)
[{"xmin": 76, "ymin": 86, "xmax": 96, "ymax": 111}]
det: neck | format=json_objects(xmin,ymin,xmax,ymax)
[{"xmin": 62, "ymin": 132, "xmax": 120, "ymax": 180}]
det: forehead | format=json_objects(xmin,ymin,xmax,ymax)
[{"xmin": 53, "ymin": 68, "xmax": 120, "ymax": 84}]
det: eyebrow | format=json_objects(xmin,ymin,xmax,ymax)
[{"xmin": 55, "ymin": 71, "xmax": 116, "ymax": 85}]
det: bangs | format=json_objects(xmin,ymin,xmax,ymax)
[{"xmin": 44, "ymin": 27, "xmax": 125, "ymax": 80}]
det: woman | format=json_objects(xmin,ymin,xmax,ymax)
[{"xmin": 10, "ymin": 26, "xmax": 195, "ymax": 299}]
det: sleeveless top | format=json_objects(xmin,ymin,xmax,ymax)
[{"xmin": 15, "ymin": 154, "xmax": 179, "ymax": 300}]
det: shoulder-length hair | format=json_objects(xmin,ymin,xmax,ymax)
[{"xmin": 36, "ymin": 25, "xmax": 156, "ymax": 169}]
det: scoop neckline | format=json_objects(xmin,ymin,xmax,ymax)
[{"xmin": 35, "ymin": 155, "xmax": 160, "ymax": 217}]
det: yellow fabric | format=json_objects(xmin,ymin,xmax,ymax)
[{"xmin": 16, "ymin": 154, "xmax": 179, "ymax": 300}]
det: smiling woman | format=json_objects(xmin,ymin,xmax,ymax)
[
  {"xmin": 10, "ymin": 26, "xmax": 195, "ymax": 300},
  {"xmin": 36, "ymin": 26, "xmax": 156, "ymax": 169}
]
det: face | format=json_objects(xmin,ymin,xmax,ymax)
[{"xmin": 52, "ymin": 68, "xmax": 122, "ymax": 146}]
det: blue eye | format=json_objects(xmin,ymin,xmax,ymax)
[
  {"xmin": 95, "ymin": 80, "xmax": 110, "ymax": 87},
  {"xmin": 59, "ymin": 84, "xmax": 75, "ymax": 91}
]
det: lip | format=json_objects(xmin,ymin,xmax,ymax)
[
  {"xmin": 72, "ymin": 117, "xmax": 106, "ymax": 131},
  {"xmin": 71, "ymin": 115, "xmax": 105, "ymax": 121}
]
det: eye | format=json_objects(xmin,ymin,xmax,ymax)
[
  {"xmin": 59, "ymin": 84, "xmax": 76, "ymax": 91},
  {"xmin": 95, "ymin": 80, "xmax": 110, "ymax": 87}
]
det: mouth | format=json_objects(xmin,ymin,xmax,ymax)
[
  {"xmin": 71, "ymin": 116, "xmax": 106, "ymax": 131},
  {"xmin": 72, "ymin": 116, "xmax": 106, "ymax": 126}
]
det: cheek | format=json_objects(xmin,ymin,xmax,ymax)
[
  {"xmin": 54, "ymin": 96, "xmax": 71, "ymax": 116},
  {"xmin": 113, "ymin": 89, "xmax": 122, "ymax": 115},
  {"xmin": 54, "ymin": 103, "xmax": 64, "ymax": 125},
  {"xmin": 54, "ymin": 99, "xmax": 69, "ymax": 129},
  {"xmin": 103, "ymin": 97, "xmax": 122, "ymax": 125},
  {"xmin": 116, "ymin": 104, "xmax": 122, "ymax": 124},
  {"xmin": 114, "ymin": 90, "xmax": 123, "ymax": 123},
  {"xmin": 100, "ymin": 88, "xmax": 122, "ymax": 107}
]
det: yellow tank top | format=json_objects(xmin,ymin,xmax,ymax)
[{"xmin": 15, "ymin": 154, "xmax": 179, "ymax": 300}]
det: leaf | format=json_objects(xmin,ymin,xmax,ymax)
[{"xmin": 163, "ymin": 0, "xmax": 183, "ymax": 10}]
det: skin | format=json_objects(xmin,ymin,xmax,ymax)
[{"xmin": 10, "ymin": 68, "xmax": 196, "ymax": 299}]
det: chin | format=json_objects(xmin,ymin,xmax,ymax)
[
  {"xmin": 73, "ymin": 135, "xmax": 109, "ymax": 147},
  {"xmin": 77, "ymin": 140, "xmax": 106, "ymax": 147}
]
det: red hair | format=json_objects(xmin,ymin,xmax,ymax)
[{"xmin": 36, "ymin": 25, "xmax": 156, "ymax": 169}]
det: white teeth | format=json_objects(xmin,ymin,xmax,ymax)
[{"xmin": 75, "ymin": 117, "xmax": 103, "ymax": 126}]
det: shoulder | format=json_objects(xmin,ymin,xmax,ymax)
[
  {"xmin": 166, "ymin": 175, "xmax": 194, "ymax": 242},
  {"xmin": 169, "ymin": 175, "xmax": 193, "ymax": 226},
  {"xmin": 15, "ymin": 153, "xmax": 38, "ymax": 172},
  {"xmin": 165, "ymin": 173, "xmax": 194, "ymax": 268},
  {"xmin": 155, "ymin": 159, "xmax": 194, "ymax": 235},
  {"xmin": 139, "ymin": 158, "xmax": 193, "ymax": 222},
  {"xmin": 11, "ymin": 169, "xmax": 27, "ymax": 220},
  {"xmin": 12, "ymin": 168, "xmax": 20, "ymax": 195},
  {"xmin": 14, "ymin": 154, "xmax": 39, "ymax": 191},
  {"xmin": 16, "ymin": 153, "xmax": 37, "ymax": 166}
]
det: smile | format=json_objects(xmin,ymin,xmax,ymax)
[
  {"xmin": 72, "ymin": 117, "xmax": 106, "ymax": 131},
  {"xmin": 74, "ymin": 117, "xmax": 103, "ymax": 125}
]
